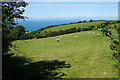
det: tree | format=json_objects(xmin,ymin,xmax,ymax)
[
  {"xmin": 10, "ymin": 25, "xmax": 25, "ymax": 40},
  {"xmin": 89, "ymin": 19, "xmax": 93, "ymax": 22},
  {"xmin": 97, "ymin": 21, "xmax": 120, "ymax": 68},
  {"xmin": 83, "ymin": 20, "xmax": 86, "ymax": 22},
  {"xmin": 2, "ymin": 1, "xmax": 28, "ymax": 52}
]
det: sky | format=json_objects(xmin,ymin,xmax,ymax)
[
  {"xmin": 22, "ymin": 2, "xmax": 118, "ymax": 20},
  {"xmin": 24, "ymin": 0, "xmax": 119, "ymax": 2}
]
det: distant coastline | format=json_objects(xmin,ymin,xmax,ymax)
[{"xmin": 18, "ymin": 18, "xmax": 117, "ymax": 32}]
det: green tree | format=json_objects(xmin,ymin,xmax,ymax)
[
  {"xmin": 83, "ymin": 20, "xmax": 86, "ymax": 22},
  {"xmin": 89, "ymin": 19, "xmax": 93, "ymax": 22},
  {"xmin": 10, "ymin": 25, "xmax": 25, "ymax": 40},
  {"xmin": 2, "ymin": 1, "xmax": 28, "ymax": 52}
]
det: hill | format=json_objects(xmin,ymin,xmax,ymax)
[
  {"xmin": 9, "ymin": 30, "xmax": 118, "ymax": 78},
  {"xmin": 4, "ymin": 20, "xmax": 119, "ymax": 79}
]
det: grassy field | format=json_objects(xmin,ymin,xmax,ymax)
[
  {"xmin": 42, "ymin": 21, "xmax": 104, "ymax": 32},
  {"xmin": 8, "ymin": 29, "xmax": 118, "ymax": 78}
]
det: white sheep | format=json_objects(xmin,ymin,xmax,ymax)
[
  {"xmin": 59, "ymin": 35, "xmax": 64, "ymax": 38},
  {"xmin": 109, "ymin": 43, "xmax": 112, "ymax": 44},
  {"xmin": 61, "ymin": 35, "xmax": 64, "ymax": 37},
  {"xmin": 56, "ymin": 39, "xmax": 60, "ymax": 42},
  {"xmin": 92, "ymin": 32, "xmax": 95, "ymax": 34},
  {"xmin": 75, "ymin": 36, "xmax": 78, "ymax": 39},
  {"xmin": 97, "ymin": 34, "xmax": 100, "ymax": 36}
]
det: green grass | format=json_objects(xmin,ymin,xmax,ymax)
[
  {"xmin": 9, "ymin": 30, "xmax": 118, "ymax": 78},
  {"xmin": 43, "ymin": 21, "xmax": 104, "ymax": 32}
]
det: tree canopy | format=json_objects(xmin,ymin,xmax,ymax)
[{"xmin": 2, "ymin": 1, "xmax": 28, "ymax": 52}]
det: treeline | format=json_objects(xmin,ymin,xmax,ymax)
[
  {"xmin": 35, "ymin": 25, "xmax": 96, "ymax": 38},
  {"xmin": 10, "ymin": 19, "xmax": 103, "ymax": 40},
  {"xmin": 20, "ymin": 19, "xmax": 97, "ymax": 39},
  {"xmin": 38, "ymin": 19, "xmax": 97, "ymax": 30}
]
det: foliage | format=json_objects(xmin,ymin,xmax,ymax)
[
  {"xmin": 97, "ymin": 21, "xmax": 120, "ymax": 65},
  {"xmin": 76, "ymin": 21, "xmax": 82, "ymax": 23},
  {"xmin": 20, "ymin": 21, "xmax": 101, "ymax": 40},
  {"xmin": 2, "ymin": 2, "xmax": 28, "ymax": 52},
  {"xmin": 36, "ymin": 26, "xmax": 95, "ymax": 39},
  {"xmin": 83, "ymin": 20, "xmax": 86, "ymax": 22},
  {"xmin": 89, "ymin": 19, "xmax": 93, "ymax": 22},
  {"xmin": 2, "ymin": 2, "xmax": 28, "ymax": 28},
  {"xmin": 10, "ymin": 25, "xmax": 25, "ymax": 40}
]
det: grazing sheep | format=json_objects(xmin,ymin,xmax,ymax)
[
  {"xmin": 61, "ymin": 35, "xmax": 64, "ymax": 37},
  {"xmin": 103, "ymin": 72, "xmax": 107, "ymax": 75},
  {"xmin": 97, "ymin": 34, "xmax": 100, "ymax": 36},
  {"xmin": 92, "ymin": 32, "xmax": 95, "ymax": 33},
  {"xmin": 109, "ymin": 43, "xmax": 112, "ymax": 44},
  {"xmin": 59, "ymin": 35, "xmax": 64, "ymax": 38},
  {"xmin": 56, "ymin": 39, "xmax": 60, "ymax": 42},
  {"xmin": 75, "ymin": 36, "xmax": 78, "ymax": 39}
]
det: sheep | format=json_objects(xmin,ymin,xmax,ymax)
[
  {"xmin": 109, "ymin": 43, "xmax": 112, "ymax": 44},
  {"xmin": 75, "ymin": 36, "xmax": 78, "ymax": 39},
  {"xmin": 56, "ymin": 39, "xmax": 60, "ymax": 42},
  {"xmin": 61, "ymin": 35, "xmax": 64, "ymax": 37},
  {"xmin": 103, "ymin": 72, "xmax": 107, "ymax": 75},
  {"xmin": 97, "ymin": 34, "xmax": 100, "ymax": 36},
  {"xmin": 92, "ymin": 32, "xmax": 95, "ymax": 34},
  {"xmin": 59, "ymin": 35, "xmax": 64, "ymax": 38}
]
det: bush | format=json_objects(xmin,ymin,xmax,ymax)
[
  {"xmin": 76, "ymin": 28, "xmax": 82, "ymax": 32},
  {"xmin": 114, "ymin": 25, "xmax": 117, "ymax": 28},
  {"xmin": 90, "ymin": 25, "xmax": 95, "ymax": 29},
  {"xmin": 64, "ymin": 28, "xmax": 77, "ymax": 34},
  {"xmin": 77, "ymin": 21, "xmax": 82, "ymax": 23},
  {"xmin": 89, "ymin": 19, "xmax": 93, "ymax": 22},
  {"xmin": 35, "ymin": 24, "xmax": 99, "ymax": 39},
  {"xmin": 108, "ymin": 26, "xmax": 111, "ymax": 29},
  {"xmin": 36, "ymin": 32, "xmax": 48, "ymax": 38},
  {"xmin": 58, "ymin": 30, "xmax": 64, "ymax": 35},
  {"xmin": 82, "ymin": 28, "xmax": 88, "ymax": 31},
  {"xmin": 83, "ymin": 20, "xmax": 86, "ymax": 22},
  {"xmin": 20, "ymin": 33, "xmax": 34, "ymax": 39}
]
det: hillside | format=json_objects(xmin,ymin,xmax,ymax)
[
  {"xmin": 33, "ymin": 21, "xmax": 105, "ymax": 39},
  {"xmin": 9, "ymin": 30, "xmax": 118, "ymax": 78},
  {"xmin": 4, "ymin": 21, "xmax": 119, "ymax": 79},
  {"xmin": 42, "ymin": 21, "xmax": 104, "ymax": 32}
]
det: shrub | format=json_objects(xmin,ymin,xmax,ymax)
[
  {"xmin": 58, "ymin": 30, "xmax": 64, "ymax": 35},
  {"xmin": 114, "ymin": 25, "xmax": 117, "ymax": 28},
  {"xmin": 82, "ymin": 28, "xmax": 88, "ymax": 31},
  {"xmin": 76, "ymin": 28, "xmax": 82, "ymax": 32},
  {"xmin": 90, "ymin": 25, "xmax": 95, "ymax": 29},
  {"xmin": 77, "ymin": 21, "xmax": 82, "ymax": 23},
  {"xmin": 83, "ymin": 20, "xmax": 86, "ymax": 22},
  {"xmin": 20, "ymin": 33, "xmax": 34, "ymax": 39},
  {"xmin": 35, "ymin": 23, "xmax": 100, "ymax": 39},
  {"xmin": 108, "ymin": 26, "xmax": 111, "ymax": 29},
  {"xmin": 89, "ymin": 19, "xmax": 93, "ymax": 22}
]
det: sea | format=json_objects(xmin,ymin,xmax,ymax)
[
  {"xmin": 18, "ymin": 18, "xmax": 90, "ymax": 32},
  {"xmin": 18, "ymin": 18, "xmax": 117, "ymax": 32}
]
